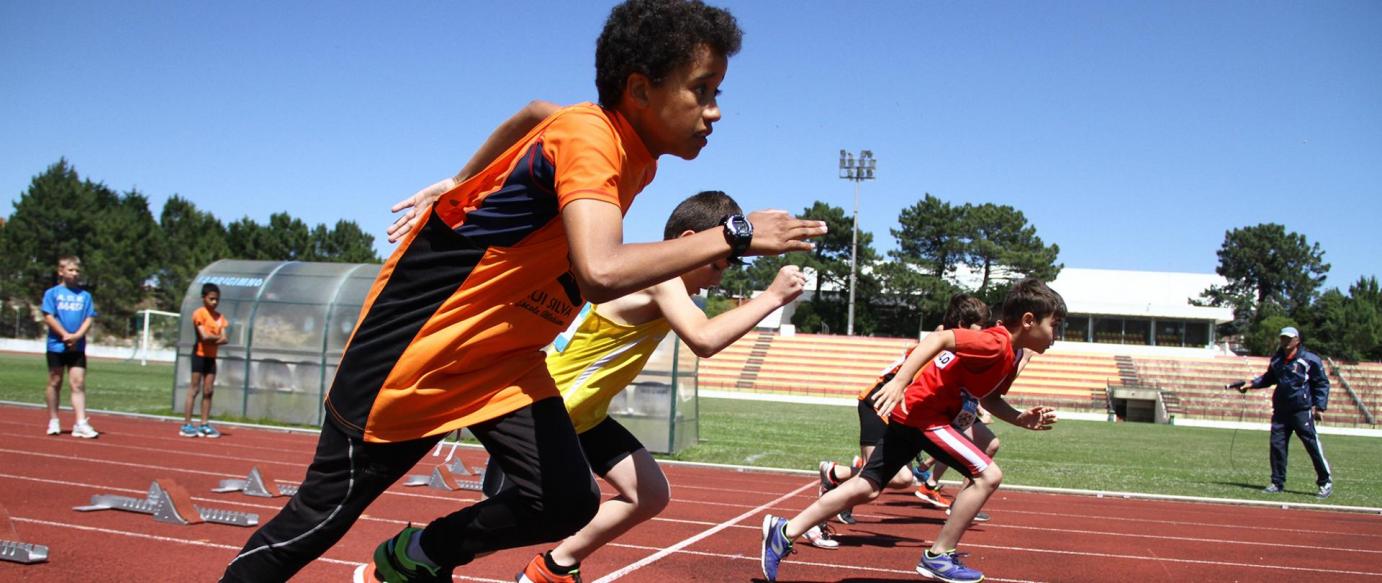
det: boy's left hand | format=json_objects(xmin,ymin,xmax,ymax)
[
  {"xmin": 387, "ymin": 178, "xmax": 455, "ymax": 243},
  {"xmin": 1016, "ymin": 406, "xmax": 1057, "ymax": 430}
]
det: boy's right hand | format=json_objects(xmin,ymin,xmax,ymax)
[
  {"xmin": 871, "ymin": 379, "xmax": 908, "ymax": 418},
  {"xmin": 387, "ymin": 178, "xmax": 455, "ymax": 243},
  {"xmin": 745, "ymin": 210, "xmax": 827, "ymax": 257},
  {"xmin": 765, "ymin": 265, "xmax": 807, "ymax": 304}
]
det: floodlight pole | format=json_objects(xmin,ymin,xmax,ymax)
[{"xmin": 838, "ymin": 149, "xmax": 876, "ymax": 336}]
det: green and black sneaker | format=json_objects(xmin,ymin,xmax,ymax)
[{"xmin": 353, "ymin": 525, "xmax": 452, "ymax": 583}]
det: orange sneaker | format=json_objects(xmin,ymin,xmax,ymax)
[
  {"xmin": 517, "ymin": 553, "xmax": 583, "ymax": 583},
  {"xmin": 915, "ymin": 482, "xmax": 951, "ymax": 509}
]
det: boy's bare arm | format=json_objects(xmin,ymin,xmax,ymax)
[
  {"xmin": 979, "ymin": 394, "xmax": 1055, "ymax": 430},
  {"xmin": 654, "ymin": 265, "xmax": 806, "ymax": 358},
  {"xmin": 72, "ymin": 316, "xmax": 93, "ymax": 340},
  {"xmin": 387, "ymin": 100, "xmax": 562, "ymax": 243},
  {"xmin": 563, "ymin": 202, "xmax": 824, "ymax": 303},
  {"xmin": 871, "ymin": 330, "xmax": 956, "ymax": 417},
  {"xmin": 43, "ymin": 314, "xmax": 71, "ymax": 339}
]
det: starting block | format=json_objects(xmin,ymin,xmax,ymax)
[
  {"xmin": 74, "ymin": 478, "xmax": 259, "ymax": 527},
  {"xmin": 0, "ymin": 504, "xmax": 48, "ymax": 565},
  {"xmin": 404, "ymin": 456, "xmax": 485, "ymax": 492},
  {"xmin": 213, "ymin": 466, "xmax": 299, "ymax": 498}
]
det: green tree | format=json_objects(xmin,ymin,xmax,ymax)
[
  {"xmin": 1198, "ymin": 223, "xmax": 1329, "ymax": 335},
  {"xmin": 157, "ymin": 196, "xmax": 230, "ymax": 310},
  {"xmin": 1307, "ymin": 277, "xmax": 1382, "ymax": 362},
  {"xmin": 0, "ymin": 160, "xmax": 97, "ymax": 303},
  {"xmin": 310, "ymin": 220, "xmax": 379, "ymax": 263},
  {"xmin": 961, "ymin": 202, "xmax": 1062, "ymax": 292},
  {"xmin": 226, "ymin": 217, "xmax": 269, "ymax": 260},
  {"xmin": 893, "ymin": 194, "xmax": 966, "ymax": 279},
  {"xmin": 871, "ymin": 261, "xmax": 960, "ymax": 338},
  {"xmin": 1245, "ymin": 311, "xmax": 1298, "ymax": 357},
  {"xmin": 83, "ymin": 185, "xmax": 162, "ymax": 329}
]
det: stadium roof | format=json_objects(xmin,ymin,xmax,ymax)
[
  {"xmin": 792, "ymin": 265, "xmax": 1234, "ymax": 324},
  {"xmin": 1048, "ymin": 268, "xmax": 1234, "ymax": 323}
]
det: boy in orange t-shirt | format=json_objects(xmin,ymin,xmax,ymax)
[{"xmin": 181, "ymin": 283, "xmax": 228, "ymax": 438}]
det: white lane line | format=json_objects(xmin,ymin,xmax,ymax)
[
  {"xmin": 10, "ymin": 516, "xmax": 507, "ymax": 582},
  {"xmin": 991, "ymin": 506, "xmax": 1382, "ymax": 539},
  {"xmin": 593, "ymin": 480, "xmax": 816, "ymax": 582},
  {"xmin": 961, "ymin": 542, "xmax": 1382, "ymax": 577},
  {"xmin": 605, "ymin": 542, "xmax": 1048, "ymax": 583},
  {"xmin": 987, "ymin": 522, "xmax": 1382, "ymax": 555}
]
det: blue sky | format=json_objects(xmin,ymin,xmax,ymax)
[{"xmin": 3, "ymin": 1, "xmax": 1379, "ymax": 292}]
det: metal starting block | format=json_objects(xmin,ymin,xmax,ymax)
[
  {"xmin": 74, "ymin": 478, "xmax": 259, "ymax": 527},
  {"xmin": 0, "ymin": 504, "xmax": 48, "ymax": 565},
  {"xmin": 404, "ymin": 456, "xmax": 486, "ymax": 492},
  {"xmin": 213, "ymin": 466, "xmax": 299, "ymax": 498}
]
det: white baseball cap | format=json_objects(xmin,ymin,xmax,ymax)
[{"xmin": 1279, "ymin": 326, "xmax": 1299, "ymax": 338}]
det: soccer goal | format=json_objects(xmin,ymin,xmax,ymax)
[{"xmin": 132, "ymin": 309, "xmax": 180, "ymax": 365}]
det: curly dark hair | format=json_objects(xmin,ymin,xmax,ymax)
[{"xmin": 595, "ymin": 0, "xmax": 743, "ymax": 109}]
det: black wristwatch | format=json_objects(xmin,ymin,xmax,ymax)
[{"xmin": 720, "ymin": 214, "xmax": 753, "ymax": 263}]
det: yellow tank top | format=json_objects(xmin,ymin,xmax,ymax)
[{"xmin": 547, "ymin": 305, "xmax": 672, "ymax": 433}]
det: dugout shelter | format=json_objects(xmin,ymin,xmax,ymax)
[{"xmin": 172, "ymin": 260, "xmax": 698, "ymax": 452}]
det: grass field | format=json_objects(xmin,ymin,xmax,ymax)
[{"xmin": 3, "ymin": 351, "xmax": 1378, "ymax": 508}]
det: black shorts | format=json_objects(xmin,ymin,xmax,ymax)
[
  {"xmin": 46, "ymin": 351, "xmax": 87, "ymax": 369},
  {"xmin": 482, "ymin": 414, "xmax": 642, "ymax": 497},
  {"xmin": 578, "ymin": 417, "xmax": 646, "ymax": 476},
  {"xmin": 190, "ymin": 355, "xmax": 218, "ymax": 375},
  {"xmin": 857, "ymin": 380, "xmax": 888, "ymax": 446},
  {"xmin": 858, "ymin": 422, "xmax": 989, "ymax": 488}
]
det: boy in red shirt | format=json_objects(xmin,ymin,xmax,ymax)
[{"xmin": 761, "ymin": 278, "xmax": 1065, "ymax": 583}]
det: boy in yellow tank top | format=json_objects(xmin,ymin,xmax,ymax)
[{"xmin": 491, "ymin": 190, "xmax": 809, "ymax": 582}]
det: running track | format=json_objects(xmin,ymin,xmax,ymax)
[{"xmin": 2, "ymin": 404, "xmax": 1380, "ymax": 582}]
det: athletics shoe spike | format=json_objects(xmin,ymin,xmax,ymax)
[
  {"xmin": 516, "ymin": 552, "xmax": 583, "ymax": 583},
  {"xmin": 916, "ymin": 549, "xmax": 984, "ymax": 583},
  {"xmin": 760, "ymin": 514, "xmax": 793, "ymax": 581}
]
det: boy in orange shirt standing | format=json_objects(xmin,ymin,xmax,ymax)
[
  {"xmin": 761, "ymin": 278, "xmax": 1064, "ymax": 583},
  {"xmin": 181, "ymin": 283, "xmax": 228, "ymax": 438}
]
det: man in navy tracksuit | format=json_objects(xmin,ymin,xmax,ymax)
[{"xmin": 1235, "ymin": 326, "xmax": 1333, "ymax": 498}]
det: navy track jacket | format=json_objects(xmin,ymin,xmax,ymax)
[{"xmin": 1251, "ymin": 348, "xmax": 1331, "ymax": 413}]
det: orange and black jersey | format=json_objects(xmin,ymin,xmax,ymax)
[{"xmin": 326, "ymin": 103, "xmax": 656, "ymax": 443}]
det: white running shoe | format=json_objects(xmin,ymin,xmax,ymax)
[
  {"xmin": 804, "ymin": 523, "xmax": 840, "ymax": 549},
  {"xmin": 71, "ymin": 419, "xmax": 99, "ymax": 439},
  {"xmin": 46, "ymin": 418, "xmax": 61, "ymax": 435}
]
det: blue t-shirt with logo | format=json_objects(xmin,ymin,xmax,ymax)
[{"xmin": 42, "ymin": 284, "xmax": 97, "ymax": 353}]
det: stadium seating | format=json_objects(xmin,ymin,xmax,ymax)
[{"xmin": 698, "ymin": 330, "xmax": 1379, "ymax": 427}]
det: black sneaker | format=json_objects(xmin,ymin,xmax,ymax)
[{"xmin": 836, "ymin": 506, "xmax": 857, "ymax": 525}]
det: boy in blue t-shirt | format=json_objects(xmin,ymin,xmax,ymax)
[{"xmin": 41, "ymin": 255, "xmax": 99, "ymax": 438}]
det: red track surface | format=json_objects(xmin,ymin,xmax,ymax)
[{"xmin": 2, "ymin": 404, "xmax": 1380, "ymax": 582}]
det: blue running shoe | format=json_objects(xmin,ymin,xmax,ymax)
[
  {"xmin": 760, "ymin": 514, "xmax": 793, "ymax": 582},
  {"xmin": 179, "ymin": 424, "xmax": 199, "ymax": 438},
  {"xmin": 916, "ymin": 549, "xmax": 984, "ymax": 583},
  {"xmin": 199, "ymin": 424, "xmax": 221, "ymax": 438}
]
